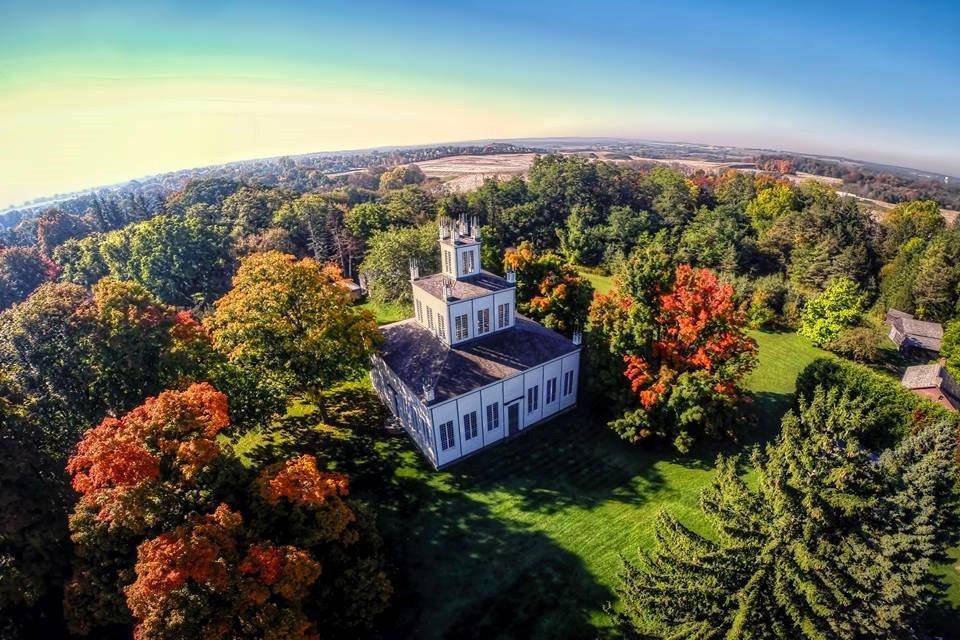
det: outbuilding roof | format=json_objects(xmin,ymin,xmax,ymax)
[
  {"xmin": 377, "ymin": 315, "xmax": 579, "ymax": 405},
  {"xmin": 901, "ymin": 363, "xmax": 949, "ymax": 390},
  {"xmin": 887, "ymin": 311, "xmax": 943, "ymax": 352}
]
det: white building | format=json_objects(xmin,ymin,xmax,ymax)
[{"xmin": 370, "ymin": 215, "xmax": 581, "ymax": 468}]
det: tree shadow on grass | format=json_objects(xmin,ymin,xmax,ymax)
[
  {"xmin": 439, "ymin": 408, "xmax": 672, "ymax": 515},
  {"xmin": 375, "ymin": 455, "xmax": 616, "ymax": 640},
  {"xmin": 239, "ymin": 406, "xmax": 616, "ymax": 640},
  {"xmin": 740, "ymin": 390, "xmax": 794, "ymax": 448}
]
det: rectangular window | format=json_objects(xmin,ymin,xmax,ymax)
[
  {"xmin": 546, "ymin": 378, "xmax": 557, "ymax": 404},
  {"xmin": 563, "ymin": 370, "xmax": 574, "ymax": 396},
  {"xmin": 455, "ymin": 313, "xmax": 469, "ymax": 340},
  {"xmin": 476, "ymin": 308, "xmax": 490, "ymax": 334},
  {"xmin": 416, "ymin": 299, "xmax": 424, "ymax": 323},
  {"xmin": 437, "ymin": 315, "xmax": 446, "ymax": 340},
  {"xmin": 462, "ymin": 250, "xmax": 475, "ymax": 274},
  {"xmin": 444, "ymin": 250, "xmax": 452, "ymax": 274},
  {"xmin": 527, "ymin": 385, "xmax": 539, "ymax": 414},
  {"xmin": 439, "ymin": 420, "xmax": 455, "ymax": 451},
  {"xmin": 486, "ymin": 402, "xmax": 499, "ymax": 431},
  {"xmin": 497, "ymin": 303, "xmax": 511, "ymax": 329},
  {"xmin": 463, "ymin": 411, "xmax": 478, "ymax": 441},
  {"xmin": 426, "ymin": 306, "xmax": 434, "ymax": 330}
]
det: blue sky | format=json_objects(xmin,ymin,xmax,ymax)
[{"xmin": 0, "ymin": 0, "xmax": 957, "ymax": 206}]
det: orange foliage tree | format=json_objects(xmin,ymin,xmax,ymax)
[
  {"xmin": 503, "ymin": 241, "xmax": 594, "ymax": 335},
  {"xmin": 125, "ymin": 504, "xmax": 323, "ymax": 640},
  {"xmin": 64, "ymin": 385, "xmax": 391, "ymax": 638},
  {"xmin": 593, "ymin": 264, "xmax": 757, "ymax": 453}
]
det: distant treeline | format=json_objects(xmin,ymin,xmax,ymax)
[{"xmin": 754, "ymin": 154, "xmax": 960, "ymax": 209}]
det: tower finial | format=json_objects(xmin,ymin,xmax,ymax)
[{"xmin": 409, "ymin": 258, "xmax": 420, "ymax": 281}]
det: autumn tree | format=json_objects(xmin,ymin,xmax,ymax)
[
  {"xmin": 65, "ymin": 384, "xmax": 390, "ymax": 637},
  {"xmin": 504, "ymin": 241, "xmax": 595, "ymax": 335},
  {"xmin": 64, "ymin": 383, "xmax": 235, "ymax": 633},
  {"xmin": 125, "ymin": 505, "xmax": 323, "ymax": 640},
  {"xmin": 35, "ymin": 207, "xmax": 89, "ymax": 256},
  {"xmin": 613, "ymin": 264, "xmax": 757, "ymax": 452},
  {"xmin": 588, "ymin": 254, "xmax": 756, "ymax": 453},
  {"xmin": 614, "ymin": 389, "xmax": 959, "ymax": 639},
  {"xmin": 206, "ymin": 251, "xmax": 379, "ymax": 392},
  {"xmin": 0, "ymin": 246, "xmax": 60, "ymax": 310}
]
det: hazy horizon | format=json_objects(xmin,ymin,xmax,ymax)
[{"xmin": 2, "ymin": 0, "xmax": 958, "ymax": 209}]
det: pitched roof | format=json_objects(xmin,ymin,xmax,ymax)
[
  {"xmin": 885, "ymin": 308, "xmax": 913, "ymax": 324},
  {"xmin": 888, "ymin": 312, "xmax": 943, "ymax": 352},
  {"xmin": 901, "ymin": 364, "xmax": 960, "ymax": 411},
  {"xmin": 412, "ymin": 270, "xmax": 513, "ymax": 302},
  {"xmin": 377, "ymin": 316, "xmax": 579, "ymax": 405},
  {"xmin": 901, "ymin": 363, "xmax": 948, "ymax": 390}
]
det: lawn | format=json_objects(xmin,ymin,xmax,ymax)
[
  {"xmin": 580, "ymin": 269, "xmax": 614, "ymax": 295},
  {"xmin": 359, "ymin": 299, "xmax": 409, "ymax": 325},
  {"xmin": 231, "ymin": 330, "xmax": 959, "ymax": 638}
]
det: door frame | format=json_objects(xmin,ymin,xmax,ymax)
[{"xmin": 505, "ymin": 399, "xmax": 522, "ymax": 436}]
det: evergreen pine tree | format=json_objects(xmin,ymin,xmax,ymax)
[{"xmin": 613, "ymin": 388, "xmax": 958, "ymax": 639}]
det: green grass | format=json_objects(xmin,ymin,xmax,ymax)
[
  {"xmin": 580, "ymin": 270, "xmax": 615, "ymax": 295},
  {"xmin": 359, "ymin": 299, "xmax": 409, "ymax": 325},
  {"xmin": 230, "ymin": 330, "xmax": 959, "ymax": 638}
]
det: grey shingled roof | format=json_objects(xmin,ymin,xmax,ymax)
[
  {"xmin": 901, "ymin": 364, "xmax": 947, "ymax": 390},
  {"xmin": 412, "ymin": 270, "xmax": 513, "ymax": 302},
  {"xmin": 377, "ymin": 315, "xmax": 579, "ymax": 404},
  {"xmin": 888, "ymin": 312, "xmax": 943, "ymax": 352}
]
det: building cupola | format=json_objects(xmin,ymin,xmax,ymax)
[{"xmin": 438, "ymin": 214, "xmax": 482, "ymax": 280}]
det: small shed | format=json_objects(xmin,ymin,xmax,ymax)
[
  {"xmin": 885, "ymin": 309, "xmax": 943, "ymax": 355},
  {"xmin": 900, "ymin": 363, "xmax": 960, "ymax": 411}
]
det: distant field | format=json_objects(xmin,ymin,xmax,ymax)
[
  {"xmin": 415, "ymin": 153, "xmax": 536, "ymax": 192},
  {"xmin": 414, "ymin": 152, "xmax": 959, "ymax": 222}
]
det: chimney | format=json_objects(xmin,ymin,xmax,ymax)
[
  {"xmin": 423, "ymin": 385, "xmax": 435, "ymax": 402},
  {"xmin": 572, "ymin": 328, "xmax": 583, "ymax": 346},
  {"xmin": 438, "ymin": 216, "xmax": 450, "ymax": 240},
  {"xmin": 409, "ymin": 258, "xmax": 420, "ymax": 281},
  {"xmin": 506, "ymin": 269, "xmax": 516, "ymax": 284},
  {"xmin": 442, "ymin": 277, "xmax": 453, "ymax": 300},
  {"xmin": 472, "ymin": 215, "xmax": 481, "ymax": 240}
]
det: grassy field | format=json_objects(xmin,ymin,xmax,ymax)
[
  {"xmin": 231, "ymin": 329, "xmax": 959, "ymax": 638},
  {"xmin": 359, "ymin": 299, "xmax": 408, "ymax": 325},
  {"xmin": 580, "ymin": 269, "xmax": 615, "ymax": 295}
]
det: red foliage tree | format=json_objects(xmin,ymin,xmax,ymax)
[
  {"xmin": 67, "ymin": 382, "xmax": 230, "ymax": 526},
  {"xmin": 624, "ymin": 265, "xmax": 758, "ymax": 410},
  {"xmin": 125, "ymin": 504, "xmax": 323, "ymax": 640},
  {"xmin": 257, "ymin": 455, "xmax": 357, "ymax": 544}
]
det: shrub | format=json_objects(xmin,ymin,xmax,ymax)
[
  {"xmin": 795, "ymin": 358, "xmax": 959, "ymax": 450},
  {"xmin": 826, "ymin": 326, "xmax": 883, "ymax": 363}
]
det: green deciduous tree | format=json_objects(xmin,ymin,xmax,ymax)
[
  {"xmin": 206, "ymin": 251, "xmax": 379, "ymax": 392},
  {"xmin": 359, "ymin": 223, "xmax": 438, "ymax": 304},
  {"xmin": 798, "ymin": 277, "xmax": 864, "ymax": 346},
  {"xmin": 880, "ymin": 199, "xmax": 944, "ymax": 261}
]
